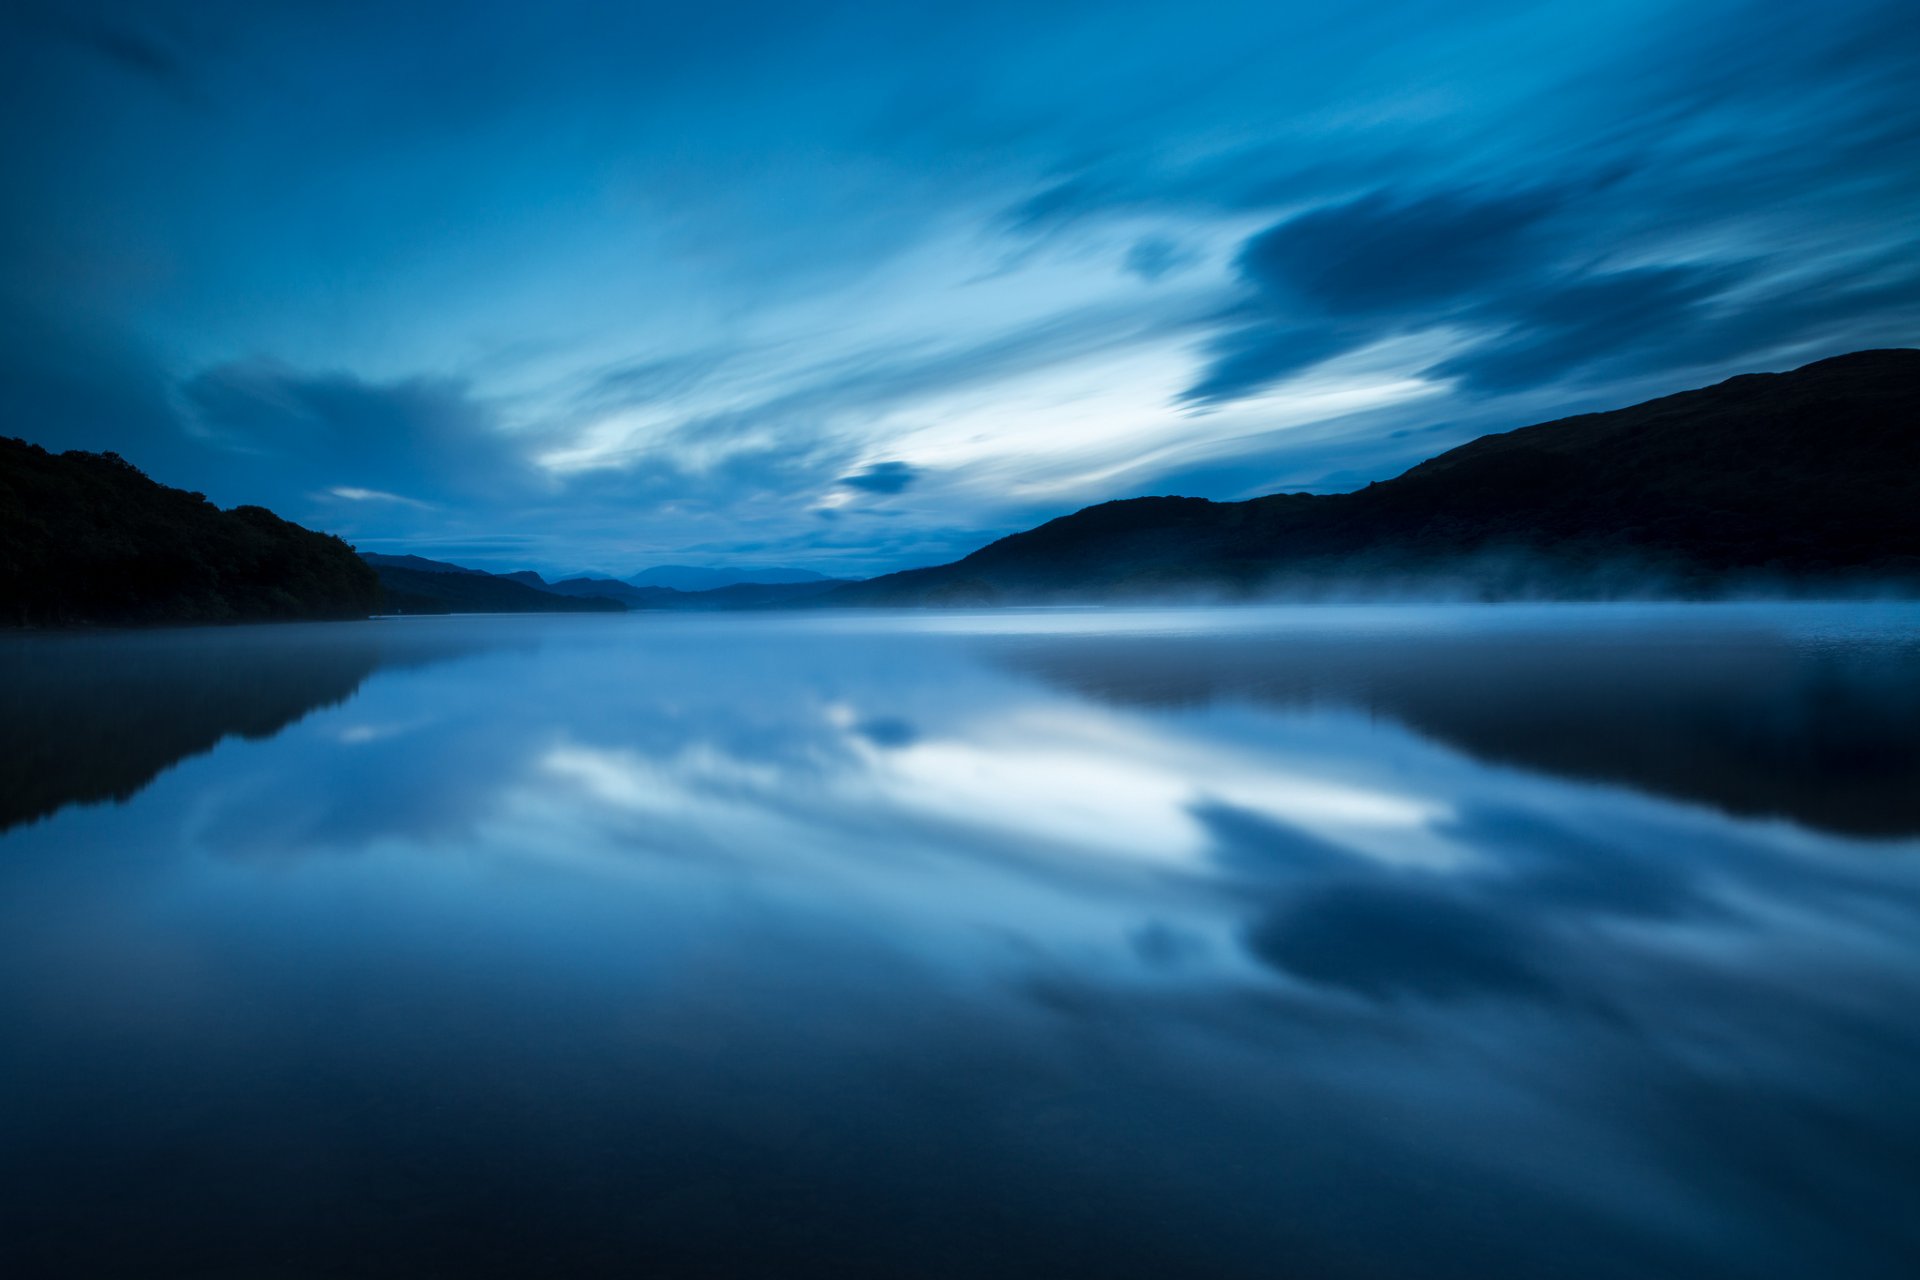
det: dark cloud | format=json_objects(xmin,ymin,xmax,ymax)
[
  {"xmin": 852, "ymin": 716, "xmax": 918, "ymax": 749},
  {"xmin": 1181, "ymin": 183, "xmax": 1826, "ymax": 405},
  {"xmin": 1245, "ymin": 880, "xmax": 1560, "ymax": 1004},
  {"xmin": 1179, "ymin": 185, "xmax": 1583, "ymax": 404},
  {"xmin": 1443, "ymin": 806, "xmax": 1712, "ymax": 923},
  {"xmin": 1165, "ymin": 3, "xmax": 1919, "ymax": 409},
  {"xmin": 1241, "ymin": 188, "xmax": 1567, "ymax": 318},
  {"xmin": 1189, "ymin": 799, "xmax": 1355, "ymax": 877},
  {"xmin": 1435, "ymin": 263, "xmax": 1748, "ymax": 394},
  {"xmin": 1181, "ymin": 324, "xmax": 1357, "ymax": 408},
  {"xmin": 5, "ymin": 3, "xmax": 213, "ymax": 111},
  {"xmin": 838, "ymin": 460, "xmax": 919, "ymax": 494},
  {"xmin": 0, "ymin": 301, "xmax": 189, "ymax": 467},
  {"xmin": 62, "ymin": 21, "xmax": 188, "ymax": 88},
  {"xmin": 1123, "ymin": 235, "xmax": 1196, "ymax": 282},
  {"xmin": 3, "ymin": 0, "xmax": 1916, "ymax": 569},
  {"xmin": 179, "ymin": 361, "xmax": 531, "ymax": 505}
]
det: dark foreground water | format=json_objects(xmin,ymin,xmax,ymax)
[{"xmin": 3, "ymin": 605, "xmax": 1918, "ymax": 1279}]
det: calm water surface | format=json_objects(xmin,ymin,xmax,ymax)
[{"xmin": 3, "ymin": 605, "xmax": 1918, "ymax": 1278}]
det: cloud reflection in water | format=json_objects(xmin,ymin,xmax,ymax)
[{"xmin": 1, "ymin": 605, "xmax": 1917, "ymax": 1278}]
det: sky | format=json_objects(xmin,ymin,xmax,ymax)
[{"xmin": 3, "ymin": 0, "xmax": 1917, "ymax": 578}]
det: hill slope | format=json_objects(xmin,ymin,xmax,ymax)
[
  {"xmin": 360, "ymin": 552, "xmax": 490, "ymax": 576},
  {"xmin": 541, "ymin": 577, "xmax": 678, "ymax": 608},
  {"xmin": 356, "ymin": 553, "xmax": 629, "ymax": 613},
  {"xmin": 360, "ymin": 554, "xmax": 850, "ymax": 612},
  {"xmin": 1, "ymin": 439, "xmax": 381, "ymax": 626},
  {"xmin": 628, "ymin": 564, "xmax": 827, "ymax": 591},
  {"xmin": 830, "ymin": 349, "xmax": 1920, "ymax": 604},
  {"xmin": 371, "ymin": 565, "xmax": 624, "ymax": 615}
]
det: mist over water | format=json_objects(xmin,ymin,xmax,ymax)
[{"xmin": 3, "ymin": 606, "xmax": 1918, "ymax": 1278}]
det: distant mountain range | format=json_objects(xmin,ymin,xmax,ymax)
[
  {"xmin": 826, "ymin": 349, "xmax": 1920, "ymax": 605},
  {"xmin": 627, "ymin": 565, "xmax": 828, "ymax": 591},
  {"xmin": 8, "ymin": 349, "xmax": 1916, "ymax": 627},
  {"xmin": 367, "ymin": 562, "xmax": 626, "ymax": 615},
  {"xmin": 358, "ymin": 553, "xmax": 847, "ymax": 614}
]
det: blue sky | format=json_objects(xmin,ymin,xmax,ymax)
[{"xmin": 4, "ymin": 0, "xmax": 1916, "ymax": 577}]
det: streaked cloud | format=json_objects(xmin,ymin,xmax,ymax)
[
  {"xmin": 2, "ymin": 0, "xmax": 1913, "ymax": 575},
  {"xmin": 838, "ymin": 461, "xmax": 919, "ymax": 494}
]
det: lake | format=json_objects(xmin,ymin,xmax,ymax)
[{"xmin": 3, "ymin": 604, "xmax": 1918, "ymax": 1278}]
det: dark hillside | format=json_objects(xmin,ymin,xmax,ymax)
[
  {"xmin": 1, "ymin": 438, "xmax": 380, "ymax": 627},
  {"xmin": 831, "ymin": 349, "xmax": 1920, "ymax": 604},
  {"xmin": 372, "ymin": 565, "xmax": 625, "ymax": 615}
]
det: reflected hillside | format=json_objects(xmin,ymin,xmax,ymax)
[
  {"xmin": 999, "ymin": 618, "xmax": 1920, "ymax": 838},
  {"xmin": 0, "ymin": 622, "xmax": 504, "ymax": 833}
]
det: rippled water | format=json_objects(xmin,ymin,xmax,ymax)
[{"xmin": 3, "ymin": 605, "xmax": 1918, "ymax": 1278}]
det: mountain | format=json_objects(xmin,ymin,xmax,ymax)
[
  {"xmin": 828, "ymin": 349, "xmax": 1920, "ymax": 605},
  {"xmin": 543, "ymin": 575, "xmax": 847, "ymax": 609},
  {"xmin": 367, "ymin": 564, "xmax": 623, "ymax": 615},
  {"xmin": 659, "ymin": 579, "xmax": 849, "ymax": 608},
  {"xmin": 541, "ymin": 577, "xmax": 678, "ymax": 608},
  {"xmin": 2, "ymin": 438, "xmax": 381, "ymax": 627},
  {"xmin": 360, "ymin": 552, "xmax": 490, "ymax": 576},
  {"xmin": 356, "ymin": 553, "xmax": 846, "ymax": 612},
  {"xmin": 627, "ymin": 564, "xmax": 828, "ymax": 591},
  {"xmin": 356, "ymin": 552, "xmax": 629, "ymax": 613}
]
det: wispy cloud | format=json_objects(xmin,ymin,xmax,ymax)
[
  {"xmin": 326, "ymin": 486, "xmax": 436, "ymax": 508},
  {"xmin": 1, "ymin": 0, "xmax": 1913, "ymax": 574},
  {"xmin": 838, "ymin": 461, "xmax": 919, "ymax": 494}
]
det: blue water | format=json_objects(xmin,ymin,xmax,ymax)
[{"xmin": 3, "ymin": 605, "xmax": 1918, "ymax": 1278}]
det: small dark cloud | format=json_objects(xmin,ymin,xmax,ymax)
[
  {"xmin": 1189, "ymin": 799, "xmax": 1359, "ymax": 878},
  {"xmin": 852, "ymin": 716, "xmax": 918, "ymax": 749},
  {"xmin": 1239, "ymin": 188, "xmax": 1566, "ymax": 318},
  {"xmin": 23, "ymin": 7, "xmax": 207, "ymax": 107},
  {"xmin": 66, "ymin": 22, "xmax": 185, "ymax": 85},
  {"xmin": 1124, "ymin": 235, "xmax": 1196, "ymax": 282},
  {"xmin": 1443, "ymin": 806, "xmax": 1710, "ymax": 923},
  {"xmin": 1181, "ymin": 324, "xmax": 1357, "ymax": 407},
  {"xmin": 179, "ymin": 361, "xmax": 529, "ymax": 505},
  {"xmin": 838, "ymin": 460, "xmax": 919, "ymax": 494},
  {"xmin": 0, "ymin": 299, "xmax": 186, "ymax": 463},
  {"xmin": 1130, "ymin": 921, "xmax": 1206, "ymax": 968},
  {"xmin": 1245, "ymin": 881, "xmax": 1559, "ymax": 1005},
  {"xmin": 1179, "ymin": 186, "xmax": 1573, "ymax": 404},
  {"xmin": 1433, "ymin": 263, "xmax": 1747, "ymax": 394},
  {"xmin": 1178, "ymin": 180, "xmax": 1786, "ymax": 405}
]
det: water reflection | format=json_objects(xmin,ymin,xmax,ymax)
[
  {"xmin": 999, "ymin": 612, "xmax": 1920, "ymax": 837},
  {"xmin": 0, "ymin": 621, "xmax": 511, "ymax": 833},
  {"xmin": 1, "ymin": 606, "xmax": 1916, "ymax": 1278}
]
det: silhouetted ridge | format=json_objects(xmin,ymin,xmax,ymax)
[
  {"xmin": 1, "ymin": 438, "xmax": 380, "ymax": 626},
  {"xmin": 358, "ymin": 553, "xmax": 853, "ymax": 612},
  {"xmin": 372, "ymin": 565, "xmax": 624, "ymax": 615},
  {"xmin": 627, "ymin": 564, "xmax": 827, "ymax": 590},
  {"xmin": 830, "ymin": 349, "xmax": 1920, "ymax": 604},
  {"xmin": 359, "ymin": 553, "xmax": 491, "ymax": 576}
]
